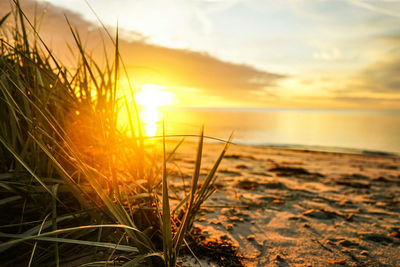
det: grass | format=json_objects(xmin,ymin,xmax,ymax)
[{"xmin": 0, "ymin": 2, "xmax": 230, "ymax": 266}]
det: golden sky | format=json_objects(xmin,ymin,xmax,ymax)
[{"xmin": 1, "ymin": 0, "xmax": 400, "ymax": 109}]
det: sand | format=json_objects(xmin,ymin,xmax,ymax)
[{"xmin": 168, "ymin": 141, "xmax": 400, "ymax": 266}]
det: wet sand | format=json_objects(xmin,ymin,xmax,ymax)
[{"xmin": 169, "ymin": 142, "xmax": 400, "ymax": 266}]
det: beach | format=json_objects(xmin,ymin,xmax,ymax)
[
  {"xmin": 1, "ymin": 2, "xmax": 400, "ymax": 266},
  {"xmin": 168, "ymin": 142, "xmax": 400, "ymax": 266}
]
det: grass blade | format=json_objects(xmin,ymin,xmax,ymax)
[
  {"xmin": 173, "ymin": 127, "xmax": 204, "ymax": 254},
  {"xmin": 0, "ymin": 224, "xmax": 141, "ymax": 249},
  {"xmin": 121, "ymin": 252, "xmax": 164, "ymax": 267},
  {"xmin": 195, "ymin": 133, "xmax": 232, "ymax": 205},
  {"xmin": 0, "ymin": 135, "xmax": 59, "ymax": 201},
  {"xmin": 28, "ymin": 213, "xmax": 51, "ymax": 267},
  {"xmin": 1, "ymin": 233, "xmax": 138, "ymax": 252},
  {"xmin": 0, "ymin": 12, "xmax": 10, "ymax": 27},
  {"xmin": 162, "ymin": 122, "xmax": 174, "ymax": 266}
]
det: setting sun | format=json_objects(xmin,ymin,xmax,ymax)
[{"xmin": 135, "ymin": 83, "xmax": 176, "ymax": 136}]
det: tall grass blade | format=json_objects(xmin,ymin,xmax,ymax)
[
  {"xmin": 162, "ymin": 122, "xmax": 174, "ymax": 266},
  {"xmin": 106, "ymin": 232, "xmax": 126, "ymax": 263},
  {"xmin": 0, "ymin": 135, "xmax": 59, "ymax": 201},
  {"xmin": 52, "ymin": 184, "xmax": 60, "ymax": 267},
  {"xmin": 195, "ymin": 133, "xmax": 232, "ymax": 205},
  {"xmin": 121, "ymin": 252, "xmax": 164, "ymax": 267},
  {"xmin": 184, "ymin": 238, "xmax": 204, "ymax": 267},
  {"xmin": 0, "ymin": 224, "xmax": 142, "ymax": 249},
  {"xmin": 173, "ymin": 127, "xmax": 204, "ymax": 255},
  {"xmin": 0, "ymin": 196, "xmax": 22, "ymax": 206},
  {"xmin": 0, "ymin": 12, "xmax": 10, "ymax": 27},
  {"xmin": 166, "ymin": 138, "xmax": 184, "ymax": 162},
  {"xmin": 0, "ymin": 233, "xmax": 138, "ymax": 252},
  {"xmin": 27, "ymin": 213, "xmax": 51, "ymax": 267},
  {"xmin": 14, "ymin": 0, "xmax": 29, "ymax": 52}
]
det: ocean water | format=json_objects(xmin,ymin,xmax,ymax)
[{"xmin": 157, "ymin": 108, "xmax": 400, "ymax": 155}]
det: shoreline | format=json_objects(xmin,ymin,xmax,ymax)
[
  {"xmin": 239, "ymin": 143, "xmax": 399, "ymax": 157},
  {"xmin": 164, "ymin": 137, "xmax": 400, "ymax": 157}
]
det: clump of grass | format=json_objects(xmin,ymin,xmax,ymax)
[{"xmin": 0, "ymin": 2, "xmax": 230, "ymax": 266}]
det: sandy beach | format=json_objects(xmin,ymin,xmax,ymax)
[
  {"xmin": 2, "ymin": 1, "xmax": 400, "ymax": 266},
  {"xmin": 168, "ymin": 141, "xmax": 400, "ymax": 266}
]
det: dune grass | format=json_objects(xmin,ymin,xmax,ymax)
[{"xmin": 0, "ymin": 2, "xmax": 230, "ymax": 266}]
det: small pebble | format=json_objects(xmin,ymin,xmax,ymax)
[
  {"xmin": 247, "ymin": 235, "xmax": 255, "ymax": 241},
  {"xmin": 360, "ymin": 250, "xmax": 369, "ymax": 256},
  {"xmin": 225, "ymin": 223, "xmax": 234, "ymax": 231},
  {"xmin": 220, "ymin": 234, "xmax": 229, "ymax": 240},
  {"xmin": 236, "ymin": 164, "xmax": 248, "ymax": 169},
  {"xmin": 228, "ymin": 216, "xmax": 239, "ymax": 221},
  {"xmin": 272, "ymin": 199, "xmax": 285, "ymax": 204},
  {"xmin": 208, "ymin": 219, "xmax": 222, "ymax": 225},
  {"xmin": 327, "ymin": 259, "xmax": 346, "ymax": 265},
  {"xmin": 346, "ymin": 213, "xmax": 354, "ymax": 221},
  {"xmin": 389, "ymin": 231, "xmax": 400, "ymax": 238},
  {"xmin": 228, "ymin": 216, "xmax": 244, "ymax": 222},
  {"xmin": 221, "ymin": 208, "xmax": 229, "ymax": 215},
  {"xmin": 275, "ymin": 254, "xmax": 284, "ymax": 261}
]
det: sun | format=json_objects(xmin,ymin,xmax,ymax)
[{"xmin": 135, "ymin": 84, "xmax": 176, "ymax": 136}]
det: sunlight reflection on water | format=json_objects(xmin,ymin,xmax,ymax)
[{"xmin": 157, "ymin": 108, "xmax": 400, "ymax": 154}]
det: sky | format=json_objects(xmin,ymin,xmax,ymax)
[{"xmin": 1, "ymin": 0, "xmax": 400, "ymax": 109}]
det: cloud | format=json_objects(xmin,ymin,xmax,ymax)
[
  {"xmin": 347, "ymin": 0, "xmax": 400, "ymax": 18},
  {"xmin": 313, "ymin": 47, "xmax": 341, "ymax": 61},
  {"xmin": 118, "ymin": 41, "xmax": 283, "ymax": 92},
  {"xmin": 359, "ymin": 59, "xmax": 400, "ymax": 93},
  {"xmin": 347, "ymin": 45, "xmax": 400, "ymax": 94},
  {"xmin": 0, "ymin": 0, "xmax": 284, "ymax": 105},
  {"xmin": 320, "ymin": 39, "xmax": 400, "ymax": 109},
  {"xmin": 333, "ymin": 96, "xmax": 400, "ymax": 103}
]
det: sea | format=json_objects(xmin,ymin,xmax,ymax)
[{"xmin": 157, "ymin": 108, "xmax": 400, "ymax": 155}]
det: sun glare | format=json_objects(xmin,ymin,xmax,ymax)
[{"xmin": 135, "ymin": 84, "xmax": 176, "ymax": 136}]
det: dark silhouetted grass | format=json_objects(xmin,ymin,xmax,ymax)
[{"xmin": 0, "ymin": 1, "xmax": 230, "ymax": 266}]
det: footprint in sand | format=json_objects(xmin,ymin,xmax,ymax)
[
  {"xmin": 302, "ymin": 208, "xmax": 342, "ymax": 220},
  {"xmin": 360, "ymin": 233, "xmax": 395, "ymax": 245}
]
